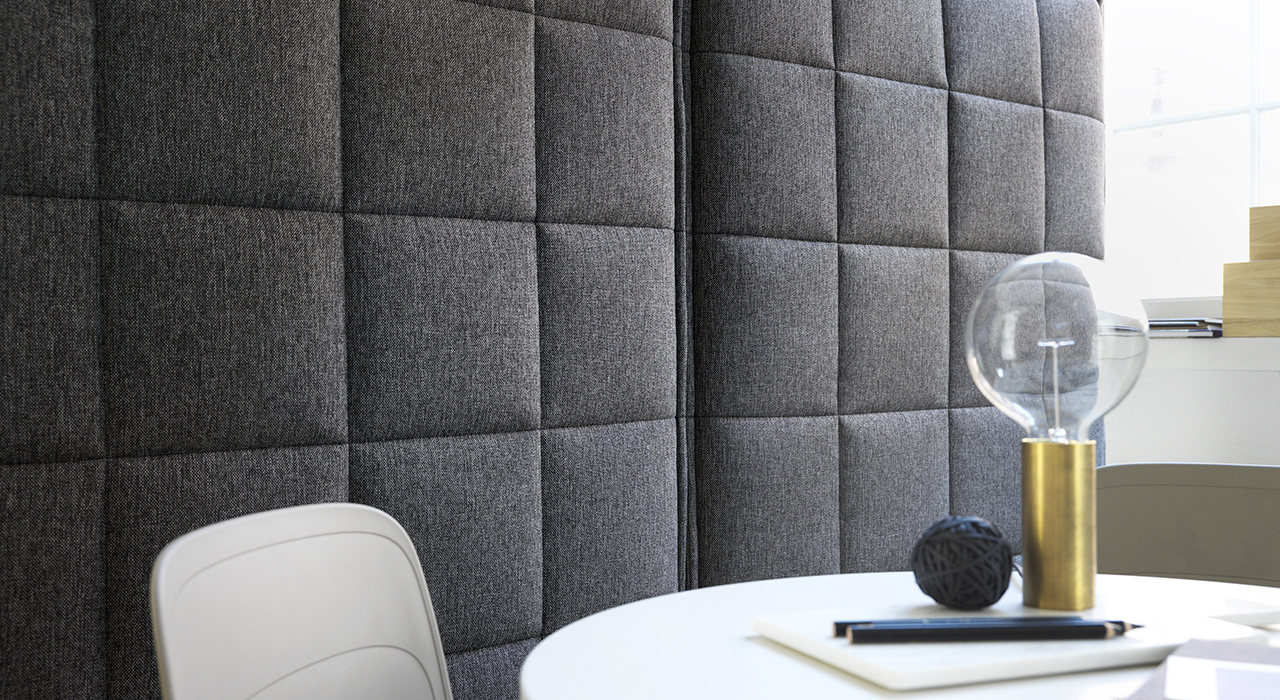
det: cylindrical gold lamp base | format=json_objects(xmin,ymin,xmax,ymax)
[{"xmin": 1022, "ymin": 439, "xmax": 1097, "ymax": 610}]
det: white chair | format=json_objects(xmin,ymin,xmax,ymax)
[
  {"xmin": 150, "ymin": 503, "xmax": 452, "ymax": 700},
  {"xmin": 1098, "ymin": 462, "xmax": 1280, "ymax": 588}
]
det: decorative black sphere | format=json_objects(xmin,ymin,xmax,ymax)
[{"xmin": 910, "ymin": 516, "xmax": 1013, "ymax": 610}]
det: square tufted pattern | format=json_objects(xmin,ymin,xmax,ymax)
[{"xmin": 1, "ymin": 1, "xmax": 1103, "ymax": 698}]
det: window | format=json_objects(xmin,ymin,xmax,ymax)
[{"xmin": 1104, "ymin": 0, "xmax": 1280, "ymax": 300}]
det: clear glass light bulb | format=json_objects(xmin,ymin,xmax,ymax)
[{"xmin": 965, "ymin": 252, "xmax": 1149, "ymax": 443}]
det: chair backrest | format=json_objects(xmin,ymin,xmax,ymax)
[
  {"xmin": 1098, "ymin": 462, "xmax": 1280, "ymax": 588},
  {"xmin": 150, "ymin": 503, "xmax": 452, "ymax": 700}
]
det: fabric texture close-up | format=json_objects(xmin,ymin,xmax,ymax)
[{"xmin": 0, "ymin": 0, "xmax": 1105, "ymax": 698}]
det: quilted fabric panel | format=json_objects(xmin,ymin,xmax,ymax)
[
  {"xmin": 947, "ymin": 406, "xmax": 1025, "ymax": 551},
  {"xmin": 942, "ymin": 0, "xmax": 1043, "ymax": 106},
  {"xmin": 692, "ymin": 0, "xmax": 834, "ymax": 68},
  {"xmin": 948, "ymin": 249, "xmax": 1025, "ymax": 408},
  {"xmin": 833, "ymin": 0, "xmax": 947, "ymax": 89},
  {"xmin": 539, "ymin": 0, "xmax": 672, "ymax": 41},
  {"xmin": 1045, "ymin": 110, "xmax": 1106, "ymax": 258},
  {"xmin": 1037, "ymin": 0, "xmax": 1104, "ymax": 120}
]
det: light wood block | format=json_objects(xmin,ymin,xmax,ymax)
[
  {"xmin": 1252, "ymin": 205, "xmax": 1280, "ymax": 261},
  {"xmin": 1223, "ymin": 259, "xmax": 1280, "ymax": 336}
]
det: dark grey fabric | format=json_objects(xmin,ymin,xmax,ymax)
[
  {"xmin": 1037, "ymin": 0, "xmax": 1104, "ymax": 120},
  {"xmin": 834, "ymin": 0, "xmax": 947, "ymax": 88},
  {"xmin": 1045, "ymin": 110, "xmax": 1106, "ymax": 258},
  {"xmin": 342, "ymin": 1, "xmax": 536, "ymax": 221},
  {"xmin": 837, "ymin": 74, "xmax": 949, "ymax": 248},
  {"xmin": 948, "ymin": 250, "xmax": 1025, "ymax": 408},
  {"xmin": 1, "ymin": 461, "xmax": 104, "ymax": 700},
  {"xmin": 694, "ymin": 235, "xmax": 839, "ymax": 417},
  {"xmin": 538, "ymin": 224, "xmax": 677, "ymax": 427},
  {"xmin": 692, "ymin": 0, "xmax": 835, "ymax": 68},
  {"xmin": 350, "ymin": 433, "xmax": 542, "ymax": 652},
  {"xmin": 942, "ymin": 0, "xmax": 1043, "ymax": 106},
  {"xmin": 445, "ymin": 639, "xmax": 539, "ymax": 700},
  {"xmin": 540, "ymin": 0, "xmax": 672, "ymax": 41},
  {"xmin": 948, "ymin": 407, "xmax": 1025, "ymax": 551},
  {"xmin": 542, "ymin": 420, "xmax": 678, "ymax": 632},
  {"xmin": 1, "ymin": 196, "xmax": 103, "ymax": 465},
  {"xmin": 949, "ymin": 92, "xmax": 1046, "ymax": 254},
  {"xmin": 101, "ymin": 201, "xmax": 348, "ymax": 457},
  {"xmin": 696, "ymin": 417, "xmax": 840, "ymax": 586},
  {"xmin": 840, "ymin": 245, "xmax": 950, "ymax": 414},
  {"xmin": 105, "ymin": 446, "xmax": 348, "ymax": 700},
  {"xmin": 98, "ymin": 0, "xmax": 341, "ymax": 210},
  {"xmin": 840, "ymin": 411, "xmax": 950, "ymax": 572},
  {"xmin": 0, "ymin": 0, "xmax": 95, "ymax": 198},
  {"xmin": 691, "ymin": 53, "xmax": 837, "ymax": 241},
  {"xmin": 536, "ymin": 18, "xmax": 675, "ymax": 229},
  {"xmin": 346, "ymin": 214, "xmax": 540, "ymax": 441}
]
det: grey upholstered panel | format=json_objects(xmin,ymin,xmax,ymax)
[
  {"xmin": 540, "ymin": 0, "xmax": 672, "ymax": 40},
  {"xmin": 342, "ymin": 1, "xmax": 535, "ymax": 221},
  {"xmin": 948, "ymin": 407, "xmax": 1024, "ymax": 550},
  {"xmin": 0, "ymin": 0, "xmax": 95, "ymax": 198},
  {"xmin": 1045, "ymin": 110, "xmax": 1106, "ymax": 258},
  {"xmin": 98, "ymin": 0, "xmax": 341, "ymax": 211},
  {"xmin": 1037, "ymin": 0, "xmax": 1104, "ymax": 120},
  {"xmin": 833, "ymin": 0, "xmax": 947, "ymax": 89},
  {"xmin": 1, "ymin": 461, "xmax": 104, "ymax": 700},
  {"xmin": 949, "ymin": 250, "xmax": 1024, "ymax": 408},
  {"xmin": 535, "ymin": 18, "xmax": 675, "ymax": 229},
  {"xmin": 839, "ymin": 245, "xmax": 950, "ymax": 414},
  {"xmin": 542, "ymin": 420, "xmax": 679, "ymax": 632},
  {"xmin": 840, "ymin": 411, "xmax": 950, "ymax": 572},
  {"xmin": 1, "ymin": 196, "xmax": 102, "ymax": 465},
  {"xmin": 345, "ymin": 214, "xmax": 540, "ymax": 442},
  {"xmin": 942, "ymin": 0, "xmax": 1043, "ymax": 106},
  {"xmin": 692, "ymin": 0, "xmax": 835, "ymax": 68},
  {"xmin": 837, "ymin": 74, "xmax": 949, "ymax": 248},
  {"xmin": 694, "ymin": 235, "xmax": 838, "ymax": 417},
  {"xmin": 101, "ymin": 201, "xmax": 347, "ymax": 457},
  {"xmin": 445, "ymin": 639, "xmax": 539, "ymax": 700},
  {"xmin": 350, "ymin": 433, "xmax": 542, "ymax": 653},
  {"xmin": 538, "ymin": 225, "xmax": 677, "ymax": 428},
  {"xmin": 105, "ymin": 446, "xmax": 348, "ymax": 700},
  {"xmin": 691, "ymin": 53, "xmax": 837, "ymax": 241},
  {"xmin": 948, "ymin": 92, "xmax": 1046, "ymax": 254},
  {"xmin": 696, "ymin": 417, "xmax": 840, "ymax": 586}
]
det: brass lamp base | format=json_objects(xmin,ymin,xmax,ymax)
[{"xmin": 1022, "ymin": 439, "xmax": 1097, "ymax": 610}]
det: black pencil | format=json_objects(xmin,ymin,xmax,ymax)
[{"xmin": 836, "ymin": 617, "xmax": 1142, "ymax": 643}]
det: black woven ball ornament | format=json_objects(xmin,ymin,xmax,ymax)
[{"xmin": 910, "ymin": 515, "xmax": 1013, "ymax": 610}]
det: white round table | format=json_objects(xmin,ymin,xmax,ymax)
[{"xmin": 520, "ymin": 572, "xmax": 1280, "ymax": 699}]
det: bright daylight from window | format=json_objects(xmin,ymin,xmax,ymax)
[{"xmin": 1104, "ymin": 0, "xmax": 1280, "ymax": 300}]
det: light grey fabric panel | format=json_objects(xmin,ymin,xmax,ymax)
[
  {"xmin": 949, "ymin": 92, "xmax": 1045, "ymax": 254},
  {"xmin": 539, "ymin": 225, "xmax": 676, "ymax": 428},
  {"xmin": 840, "ymin": 411, "xmax": 950, "ymax": 572},
  {"xmin": 0, "ymin": 0, "xmax": 94, "ymax": 198},
  {"xmin": 1, "ymin": 196, "xmax": 102, "ymax": 465},
  {"xmin": 542, "ymin": 420, "xmax": 678, "ymax": 633},
  {"xmin": 350, "ymin": 433, "xmax": 542, "ymax": 652},
  {"xmin": 1045, "ymin": 110, "xmax": 1105, "ymax": 258},
  {"xmin": 101, "ymin": 201, "xmax": 347, "ymax": 457},
  {"xmin": 105, "ymin": 446, "xmax": 349, "ymax": 700},
  {"xmin": 446, "ymin": 639, "xmax": 539, "ymax": 700},
  {"xmin": 840, "ymin": 245, "xmax": 949, "ymax": 414},
  {"xmin": 942, "ymin": 0, "xmax": 1043, "ymax": 106},
  {"xmin": 98, "ymin": 0, "xmax": 340, "ymax": 210},
  {"xmin": 540, "ymin": 0, "xmax": 672, "ymax": 41},
  {"xmin": 1037, "ymin": 0, "xmax": 1103, "ymax": 120},
  {"xmin": 833, "ymin": 0, "xmax": 947, "ymax": 89},
  {"xmin": 346, "ymin": 215, "xmax": 540, "ymax": 442},
  {"xmin": 949, "ymin": 250, "xmax": 1024, "ymax": 408},
  {"xmin": 692, "ymin": 0, "xmax": 834, "ymax": 68},
  {"xmin": 837, "ymin": 74, "xmax": 948, "ymax": 248},
  {"xmin": 696, "ymin": 417, "xmax": 840, "ymax": 586},
  {"xmin": 343, "ymin": 1, "xmax": 535, "ymax": 221},
  {"xmin": 948, "ymin": 407, "xmax": 1024, "ymax": 552},
  {"xmin": 694, "ymin": 235, "xmax": 838, "ymax": 417},
  {"xmin": 536, "ymin": 18, "xmax": 675, "ymax": 229},
  {"xmin": 691, "ymin": 53, "xmax": 837, "ymax": 242},
  {"xmin": 1, "ymin": 461, "xmax": 104, "ymax": 700}
]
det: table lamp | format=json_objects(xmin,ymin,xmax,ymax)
[{"xmin": 965, "ymin": 252, "xmax": 1148, "ymax": 610}]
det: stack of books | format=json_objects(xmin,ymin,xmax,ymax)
[{"xmin": 1148, "ymin": 317, "xmax": 1223, "ymax": 338}]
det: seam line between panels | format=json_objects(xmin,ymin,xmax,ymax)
[
  {"xmin": 531, "ymin": 9, "xmax": 549, "ymax": 640},
  {"xmin": 1035, "ymin": 0, "xmax": 1050, "ymax": 254},
  {"xmin": 450, "ymin": 0, "xmax": 676, "ymax": 45},
  {"xmin": 831, "ymin": 0, "xmax": 846, "ymax": 570}
]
